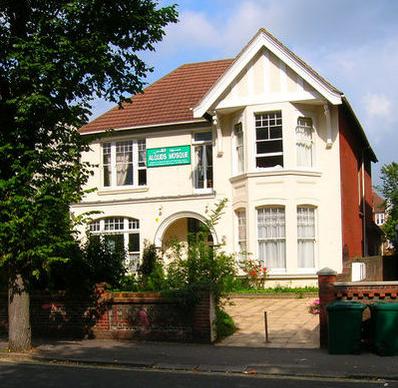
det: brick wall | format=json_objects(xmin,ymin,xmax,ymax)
[
  {"xmin": 318, "ymin": 268, "xmax": 398, "ymax": 347},
  {"xmin": 0, "ymin": 289, "xmax": 216, "ymax": 343}
]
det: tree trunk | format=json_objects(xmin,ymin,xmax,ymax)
[{"xmin": 8, "ymin": 274, "xmax": 31, "ymax": 352}]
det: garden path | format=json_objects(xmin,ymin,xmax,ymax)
[{"xmin": 218, "ymin": 296, "xmax": 319, "ymax": 348}]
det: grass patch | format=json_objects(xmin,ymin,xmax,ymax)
[{"xmin": 230, "ymin": 286, "xmax": 318, "ymax": 294}]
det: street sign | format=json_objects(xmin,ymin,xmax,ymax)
[{"xmin": 146, "ymin": 145, "xmax": 191, "ymax": 167}]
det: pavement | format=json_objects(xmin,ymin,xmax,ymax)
[
  {"xmin": 1, "ymin": 337, "xmax": 398, "ymax": 381},
  {"xmin": 220, "ymin": 296, "xmax": 319, "ymax": 348}
]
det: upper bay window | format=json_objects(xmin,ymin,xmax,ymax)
[
  {"xmin": 296, "ymin": 117, "xmax": 314, "ymax": 167},
  {"xmin": 193, "ymin": 132, "xmax": 213, "ymax": 190},
  {"xmin": 102, "ymin": 140, "xmax": 146, "ymax": 188},
  {"xmin": 255, "ymin": 111, "xmax": 283, "ymax": 168}
]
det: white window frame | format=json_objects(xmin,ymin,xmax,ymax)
[
  {"xmin": 101, "ymin": 139, "xmax": 147, "ymax": 188},
  {"xmin": 89, "ymin": 217, "xmax": 141, "ymax": 272},
  {"xmin": 296, "ymin": 206, "xmax": 317, "ymax": 273},
  {"xmin": 192, "ymin": 131, "xmax": 213, "ymax": 193},
  {"xmin": 254, "ymin": 111, "xmax": 283, "ymax": 169},
  {"xmin": 256, "ymin": 206, "xmax": 286, "ymax": 273}
]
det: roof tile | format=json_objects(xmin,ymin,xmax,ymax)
[{"xmin": 81, "ymin": 59, "xmax": 234, "ymax": 134}]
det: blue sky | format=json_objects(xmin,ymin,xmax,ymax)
[{"xmin": 91, "ymin": 0, "xmax": 398, "ymax": 185}]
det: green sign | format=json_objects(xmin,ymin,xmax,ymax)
[{"xmin": 147, "ymin": 145, "xmax": 191, "ymax": 167}]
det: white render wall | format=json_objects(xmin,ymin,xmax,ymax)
[{"xmin": 72, "ymin": 102, "xmax": 342, "ymax": 285}]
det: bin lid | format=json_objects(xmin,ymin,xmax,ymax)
[
  {"xmin": 370, "ymin": 303, "xmax": 398, "ymax": 311},
  {"xmin": 327, "ymin": 301, "xmax": 366, "ymax": 311}
]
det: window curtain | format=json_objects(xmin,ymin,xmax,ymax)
[
  {"xmin": 257, "ymin": 208, "xmax": 286, "ymax": 269},
  {"xmin": 116, "ymin": 142, "xmax": 133, "ymax": 185},
  {"xmin": 297, "ymin": 207, "xmax": 315, "ymax": 268},
  {"xmin": 116, "ymin": 153, "xmax": 130, "ymax": 185},
  {"xmin": 195, "ymin": 145, "xmax": 205, "ymax": 188},
  {"xmin": 296, "ymin": 118, "xmax": 313, "ymax": 167},
  {"xmin": 237, "ymin": 210, "xmax": 247, "ymax": 261}
]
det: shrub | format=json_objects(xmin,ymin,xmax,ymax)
[
  {"xmin": 138, "ymin": 242, "xmax": 165, "ymax": 291},
  {"xmin": 242, "ymin": 258, "xmax": 268, "ymax": 289},
  {"xmin": 215, "ymin": 308, "xmax": 236, "ymax": 340}
]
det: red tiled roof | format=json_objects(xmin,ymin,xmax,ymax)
[{"xmin": 80, "ymin": 59, "xmax": 234, "ymax": 134}]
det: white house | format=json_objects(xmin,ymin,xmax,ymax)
[{"xmin": 73, "ymin": 28, "xmax": 378, "ymax": 286}]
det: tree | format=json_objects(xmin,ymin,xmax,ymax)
[
  {"xmin": 0, "ymin": 1, "xmax": 178, "ymax": 352},
  {"xmin": 379, "ymin": 162, "xmax": 398, "ymax": 250}
]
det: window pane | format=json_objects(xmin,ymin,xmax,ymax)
[
  {"xmin": 256, "ymin": 128, "xmax": 269, "ymax": 140},
  {"xmin": 104, "ymin": 217, "xmax": 124, "ymax": 231},
  {"xmin": 297, "ymin": 207, "xmax": 315, "ymax": 268},
  {"xmin": 257, "ymin": 207, "xmax": 286, "ymax": 269},
  {"xmin": 256, "ymin": 155, "xmax": 283, "ymax": 168},
  {"xmin": 270, "ymin": 126, "xmax": 282, "ymax": 139},
  {"xmin": 256, "ymin": 140, "xmax": 283, "ymax": 154},
  {"xmin": 296, "ymin": 117, "xmax": 313, "ymax": 167},
  {"xmin": 138, "ymin": 169, "xmax": 147, "ymax": 186},
  {"xmin": 116, "ymin": 141, "xmax": 133, "ymax": 186},
  {"xmin": 103, "ymin": 143, "xmax": 112, "ymax": 165},
  {"xmin": 89, "ymin": 221, "xmax": 100, "ymax": 232},
  {"xmin": 104, "ymin": 234, "xmax": 124, "ymax": 253},
  {"xmin": 128, "ymin": 218, "xmax": 139, "ymax": 230},
  {"xmin": 206, "ymin": 144, "xmax": 213, "ymax": 188},
  {"xmin": 195, "ymin": 145, "xmax": 204, "ymax": 188},
  {"xmin": 194, "ymin": 132, "xmax": 212, "ymax": 142},
  {"xmin": 128, "ymin": 233, "xmax": 140, "ymax": 252},
  {"xmin": 255, "ymin": 112, "xmax": 283, "ymax": 168}
]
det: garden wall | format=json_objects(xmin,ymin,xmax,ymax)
[
  {"xmin": 337, "ymin": 255, "xmax": 398, "ymax": 282},
  {"xmin": 318, "ymin": 268, "xmax": 398, "ymax": 347},
  {"xmin": 0, "ymin": 287, "xmax": 215, "ymax": 343}
]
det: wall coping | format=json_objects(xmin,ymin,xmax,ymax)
[{"xmin": 335, "ymin": 281, "xmax": 398, "ymax": 287}]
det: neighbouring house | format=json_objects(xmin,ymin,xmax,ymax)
[
  {"xmin": 373, "ymin": 191, "xmax": 392, "ymax": 255},
  {"xmin": 72, "ymin": 28, "xmax": 378, "ymax": 286}
]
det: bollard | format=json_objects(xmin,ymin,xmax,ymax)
[{"xmin": 264, "ymin": 311, "xmax": 270, "ymax": 343}]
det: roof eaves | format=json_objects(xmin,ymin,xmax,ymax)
[{"xmin": 342, "ymin": 96, "xmax": 377, "ymax": 163}]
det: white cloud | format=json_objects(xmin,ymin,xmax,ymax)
[{"xmin": 363, "ymin": 93, "xmax": 393, "ymax": 118}]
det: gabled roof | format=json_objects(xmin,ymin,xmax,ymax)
[
  {"xmin": 80, "ymin": 59, "xmax": 233, "ymax": 134},
  {"xmin": 193, "ymin": 28, "xmax": 343, "ymax": 118}
]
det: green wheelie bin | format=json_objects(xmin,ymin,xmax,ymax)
[
  {"xmin": 327, "ymin": 301, "xmax": 367, "ymax": 354},
  {"xmin": 370, "ymin": 303, "xmax": 398, "ymax": 356}
]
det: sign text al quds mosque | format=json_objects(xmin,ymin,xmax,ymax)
[{"xmin": 146, "ymin": 145, "xmax": 191, "ymax": 167}]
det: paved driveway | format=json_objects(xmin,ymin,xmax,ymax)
[{"xmin": 218, "ymin": 296, "xmax": 319, "ymax": 348}]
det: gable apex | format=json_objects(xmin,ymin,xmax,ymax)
[{"xmin": 193, "ymin": 28, "xmax": 343, "ymax": 118}]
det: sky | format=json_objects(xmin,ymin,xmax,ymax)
[{"xmin": 90, "ymin": 0, "xmax": 398, "ymax": 185}]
